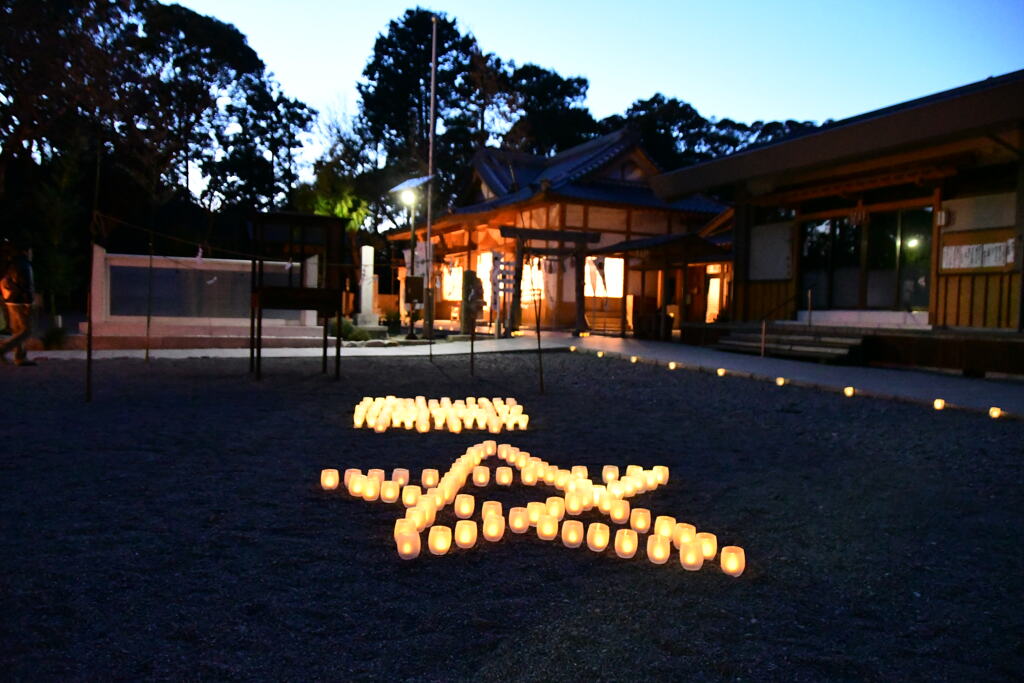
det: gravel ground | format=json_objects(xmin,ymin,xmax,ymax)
[{"xmin": 1, "ymin": 352, "xmax": 1021, "ymax": 681}]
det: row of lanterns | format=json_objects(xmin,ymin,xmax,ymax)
[
  {"xmin": 352, "ymin": 395, "xmax": 529, "ymax": 433},
  {"xmin": 566, "ymin": 347, "xmax": 1006, "ymax": 419},
  {"xmin": 320, "ymin": 441, "xmax": 745, "ymax": 577}
]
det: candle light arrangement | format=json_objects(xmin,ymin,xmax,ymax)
[
  {"xmin": 320, "ymin": 469, "xmax": 339, "ymax": 490},
  {"xmin": 352, "ymin": 396, "xmax": 531, "ymax": 434}
]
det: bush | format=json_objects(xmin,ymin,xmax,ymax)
[{"xmin": 329, "ymin": 316, "xmax": 371, "ymax": 342}]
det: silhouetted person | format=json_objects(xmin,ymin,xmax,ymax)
[{"xmin": 0, "ymin": 241, "xmax": 35, "ymax": 366}]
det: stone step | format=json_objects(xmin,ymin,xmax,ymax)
[
  {"xmin": 726, "ymin": 332, "xmax": 863, "ymax": 347},
  {"xmin": 715, "ymin": 339, "xmax": 852, "ymax": 361}
]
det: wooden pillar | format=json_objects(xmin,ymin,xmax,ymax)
[
  {"xmin": 575, "ymin": 241, "xmax": 587, "ymax": 333},
  {"xmin": 930, "ymin": 187, "xmax": 943, "ymax": 326},
  {"xmin": 733, "ymin": 202, "xmax": 753, "ymax": 322},
  {"xmin": 1017, "ymin": 156, "xmax": 1024, "ymax": 331},
  {"xmin": 510, "ymin": 237, "xmax": 524, "ymax": 332}
]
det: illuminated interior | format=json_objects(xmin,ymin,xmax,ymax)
[
  {"xmin": 476, "ymin": 252, "xmax": 493, "ymax": 309},
  {"xmin": 585, "ymin": 257, "xmax": 624, "ymax": 298},
  {"xmin": 441, "ymin": 261, "xmax": 464, "ymax": 302}
]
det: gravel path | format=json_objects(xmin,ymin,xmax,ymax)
[{"xmin": 1, "ymin": 353, "xmax": 1021, "ymax": 680}]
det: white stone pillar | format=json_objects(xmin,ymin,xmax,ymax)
[{"xmin": 357, "ymin": 245, "xmax": 377, "ymax": 326}]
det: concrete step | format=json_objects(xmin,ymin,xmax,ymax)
[
  {"xmin": 726, "ymin": 332, "xmax": 863, "ymax": 347},
  {"xmin": 715, "ymin": 339, "xmax": 852, "ymax": 361}
]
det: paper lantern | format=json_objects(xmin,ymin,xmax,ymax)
[
  {"xmin": 630, "ymin": 508, "xmax": 651, "ymax": 534},
  {"xmin": 366, "ymin": 468, "xmax": 385, "ymax": 483},
  {"xmin": 454, "ymin": 494, "xmax": 475, "ymax": 519},
  {"xmin": 989, "ymin": 406, "xmax": 1002, "ymax": 419},
  {"xmin": 545, "ymin": 497, "xmax": 566, "ymax": 521},
  {"xmin": 614, "ymin": 529, "xmax": 638, "ymax": 558},
  {"xmin": 472, "ymin": 466, "xmax": 490, "ymax": 487},
  {"xmin": 653, "ymin": 465, "xmax": 669, "ymax": 485},
  {"xmin": 495, "ymin": 466, "xmax": 513, "ymax": 486},
  {"xmin": 668, "ymin": 361, "xmax": 677, "ymax": 370},
  {"xmin": 933, "ymin": 398, "xmax": 945, "ymax": 410},
  {"xmin": 360, "ymin": 479, "xmax": 380, "ymax": 499},
  {"xmin": 643, "ymin": 470, "xmax": 658, "ymax": 490},
  {"xmin": 625, "ymin": 465, "xmax": 643, "ymax": 478},
  {"xmin": 393, "ymin": 518, "xmax": 415, "ymax": 541},
  {"xmin": 696, "ymin": 532, "xmax": 718, "ymax": 559},
  {"xmin": 561, "ymin": 520, "xmax": 584, "ymax": 548},
  {"xmin": 508, "ymin": 507, "xmax": 530, "ymax": 534},
  {"xmin": 679, "ymin": 540, "xmax": 704, "ymax": 570},
  {"xmin": 483, "ymin": 440, "xmax": 497, "ymax": 455},
  {"xmin": 392, "ymin": 468, "xmax": 410, "ymax": 486},
  {"xmin": 482, "ymin": 514, "xmax": 505, "ymax": 542},
  {"xmin": 602, "ymin": 466, "xmax": 619, "ymax": 483},
  {"xmin": 542, "ymin": 467, "xmax": 557, "ymax": 485},
  {"xmin": 518, "ymin": 415, "xmax": 530, "ymax": 430},
  {"xmin": 596, "ymin": 351, "xmax": 604, "ymax": 358},
  {"xmin": 775, "ymin": 377, "xmax": 787, "ymax": 387},
  {"xmin": 586, "ymin": 523, "xmax": 610, "ymax": 552},
  {"xmin": 571, "ymin": 465, "xmax": 589, "ymax": 479},
  {"xmin": 405, "ymin": 507, "xmax": 427, "ymax": 532},
  {"xmin": 379, "ymin": 480, "xmax": 400, "ymax": 503},
  {"xmin": 401, "ymin": 485, "xmax": 422, "ymax": 507},
  {"xmin": 481, "ymin": 500, "xmax": 502, "ymax": 519},
  {"xmin": 521, "ymin": 466, "xmax": 538, "ymax": 486},
  {"xmin": 455, "ymin": 520, "xmax": 478, "ymax": 549},
  {"xmin": 320, "ymin": 469, "xmax": 339, "ymax": 490},
  {"xmin": 527, "ymin": 501, "xmax": 546, "ymax": 526},
  {"xmin": 564, "ymin": 491, "xmax": 584, "ymax": 516},
  {"xmin": 716, "ymin": 368, "xmax": 726, "ymax": 377},
  {"xmin": 646, "ymin": 534, "xmax": 671, "ymax": 564},
  {"xmin": 422, "ymin": 469, "xmax": 439, "ymax": 488},
  {"xmin": 630, "ymin": 355, "xmax": 638, "ymax": 363},
  {"xmin": 353, "ymin": 410, "xmax": 366, "ymax": 429},
  {"xmin": 609, "ymin": 499, "xmax": 630, "ymax": 524},
  {"xmin": 720, "ymin": 546, "xmax": 745, "ymax": 577},
  {"xmin": 569, "ymin": 345, "xmax": 577, "ymax": 352},
  {"xmin": 347, "ymin": 474, "xmax": 365, "ymax": 497},
  {"xmin": 653, "ymin": 515, "xmax": 676, "ymax": 538},
  {"xmin": 428, "ymin": 526, "xmax": 452, "ymax": 555},
  {"xmin": 672, "ymin": 523, "xmax": 697, "ymax": 548},
  {"xmin": 343, "ymin": 468, "xmax": 361, "ymax": 487},
  {"xmin": 843, "ymin": 386, "xmax": 855, "ymax": 397},
  {"xmin": 487, "ymin": 418, "xmax": 502, "ymax": 434},
  {"xmin": 536, "ymin": 514, "xmax": 559, "ymax": 540},
  {"xmin": 394, "ymin": 529, "xmax": 421, "ymax": 560},
  {"xmin": 416, "ymin": 419, "xmax": 430, "ymax": 433}
]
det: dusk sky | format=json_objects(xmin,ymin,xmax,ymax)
[{"xmin": 171, "ymin": 0, "xmax": 1023, "ymax": 128}]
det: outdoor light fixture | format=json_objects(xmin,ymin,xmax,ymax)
[
  {"xmin": 380, "ymin": 480, "xmax": 400, "ymax": 503},
  {"xmin": 320, "ymin": 469, "xmax": 340, "ymax": 490},
  {"xmin": 537, "ymin": 514, "xmax": 559, "ymax": 541},
  {"xmin": 647, "ymin": 534, "xmax": 672, "ymax": 564},
  {"xmin": 906, "ymin": 237, "xmax": 920, "ymax": 249},
  {"xmin": 679, "ymin": 540, "xmax": 704, "ymax": 570},
  {"xmin": 989, "ymin": 407, "xmax": 1002, "ymax": 419},
  {"xmin": 569, "ymin": 345, "xmax": 576, "ymax": 352},
  {"xmin": 720, "ymin": 546, "xmax": 746, "ymax": 577},
  {"xmin": 428, "ymin": 525, "xmax": 452, "ymax": 555},
  {"xmin": 630, "ymin": 508, "xmax": 652, "ymax": 534},
  {"xmin": 717, "ymin": 368, "xmax": 726, "ymax": 377},
  {"xmin": 614, "ymin": 529, "xmax": 638, "ymax": 558},
  {"xmin": 482, "ymin": 514, "xmax": 505, "ymax": 542},
  {"xmin": 668, "ymin": 361, "xmax": 677, "ymax": 370},
  {"xmin": 454, "ymin": 494, "xmax": 475, "ymax": 519},
  {"xmin": 844, "ymin": 386, "xmax": 856, "ymax": 397},
  {"xmin": 587, "ymin": 523, "xmax": 610, "ymax": 552},
  {"xmin": 353, "ymin": 396, "xmax": 530, "ymax": 435},
  {"xmin": 696, "ymin": 532, "xmax": 718, "ymax": 560},
  {"xmin": 597, "ymin": 351, "xmax": 604, "ymax": 358},
  {"xmin": 562, "ymin": 520, "xmax": 584, "ymax": 548},
  {"xmin": 630, "ymin": 356, "xmax": 638, "ymax": 363},
  {"xmin": 933, "ymin": 399, "xmax": 946, "ymax": 411},
  {"xmin": 776, "ymin": 377, "xmax": 787, "ymax": 386},
  {"xmin": 455, "ymin": 520, "xmax": 478, "ymax": 549},
  {"xmin": 508, "ymin": 507, "xmax": 530, "ymax": 534}
]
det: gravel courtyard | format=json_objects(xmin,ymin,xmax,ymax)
[{"xmin": 1, "ymin": 352, "xmax": 1021, "ymax": 680}]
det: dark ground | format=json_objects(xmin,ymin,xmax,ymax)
[{"xmin": 1, "ymin": 352, "xmax": 1022, "ymax": 681}]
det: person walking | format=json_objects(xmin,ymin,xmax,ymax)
[{"xmin": 0, "ymin": 241, "xmax": 36, "ymax": 366}]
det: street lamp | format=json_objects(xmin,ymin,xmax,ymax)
[{"xmin": 390, "ymin": 176, "xmax": 432, "ymax": 339}]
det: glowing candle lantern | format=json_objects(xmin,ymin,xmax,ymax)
[
  {"xmin": 626, "ymin": 465, "xmax": 643, "ymax": 478},
  {"xmin": 405, "ymin": 507, "xmax": 427, "ymax": 532},
  {"xmin": 608, "ymin": 481, "xmax": 625, "ymax": 499},
  {"xmin": 353, "ymin": 410, "xmax": 366, "ymax": 429},
  {"xmin": 647, "ymin": 534, "xmax": 671, "ymax": 564},
  {"xmin": 716, "ymin": 368, "xmax": 726, "ymax": 377},
  {"xmin": 776, "ymin": 376, "xmax": 787, "ymax": 387},
  {"xmin": 653, "ymin": 465, "xmax": 669, "ymax": 485},
  {"xmin": 933, "ymin": 398, "xmax": 945, "ymax": 410},
  {"xmin": 553, "ymin": 470, "xmax": 569, "ymax": 489},
  {"xmin": 454, "ymin": 520, "xmax": 478, "ymax": 549},
  {"xmin": 320, "ymin": 469, "xmax": 340, "ymax": 490},
  {"xmin": 343, "ymin": 468, "xmax": 361, "ymax": 487},
  {"xmin": 481, "ymin": 500, "xmax": 502, "ymax": 519},
  {"xmin": 428, "ymin": 526, "xmax": 452, "ymax": 555},
  {"xmin": 448, "ymin": 415, "xmax": 463, "ymax": 433},
  {"xmin": 542, "ymin": 467, "xmax": 557, "ymax": 485},
  {"xmin": 527, "ymin": 501, "xmax": 546, "ymax": 526},
  {"xmin": 520, "ymin": 466, "xmax": 538, "ymax": 486},
  {"xmin": 696, "ymin": 532, "xmax": 718, "ymax": 560},
  {"xmin": 374, "ymin": 419, "xmax": 388, "ymax": 433},
  {"xmin": 392, "ymin": 468, "xmax": 410, "ymax": 487},
  {"xmin": 571, "ymin": 465, "xmax": 588, "ymax": 479},
  {"xmin": 614, "ymin": 529, "xmax": 638, "ymax": 558},
  {"xmin": 843, "ymin": 386, "xmax": 855, "ymax": 397},
  {"xmin": 495, "ymin": 466, "xmax": 513, "ymax": 486},
  {"xmin": 587, "ymin": 523, "xmax": 610, "ymax": 552},
  {"xmin": 679, "ymin": 540, "xmax": 704, "ymax": 571},
  {"xmin": 653, "ymin": 516, "xmax": 676, "ymax": 538},
  {"xmin": 394, "ymin": 529, "xmax": 421, "ymax": 560},
  {"xmin": 454, "ymin": 494, "xmax": 475, "ymax": 519},
  {"xmin": 518, "ymin": 415, "xmax": 529, "ymax": 430},
  {"xmin": 989, "ymin": 406, "xmax": 1002, "ymax": 419},
  {"xmin": 630, "ymin": 508, "xmax": 652, "ymax": 534},
  {"xmin": 596, "ymin": 351, "xmax": 604, "ymax": 358},
  {"xmin": 472, "ymin": 466, "xmax": 490, "ymax": 487},
  {"xmin": 508, "ymin": 507, "xmax": 530, "ymax": 534},
  {"xmin": 564, "ymin": 491, "xmax": 584, "ymax": 516},
  {"xmin": 433, "ymin": 414, "xmax": 445, "ymax": 430},
  {"xmin": 545, "ymin": 497, "xmax": 566, "ymax": 521},
  {"xmin": 598, "ymin": 492, "xmax": 615, "ymax": 514},
  {"xmin": 668, "ymin": 361, "xmax": 677, "ymax": 370},
  {"xmin": 487, "ymin": 418, "xmax": 502, "ymax": 434},
  {"xmin": 610, "ymin": 499, "xmax": 630, "ymax": 524},
  {"xmin": 379, "ymin": 480, "xmax": 400, "ymax": 503},
  {"xmin": 482, "ymin": 514, "xmax": 505, "ymax": 542},
  {"xmin": 720, "ymin": 546, "xmax": 746, "ymax": 577},
  {"xmin": 630, "ymin": 355, "xmax": 638, "ymax": 363},
  {"xmin": 394, "ymin": 518, "xmax": 415, "ymax": 541},
  {"xmin": 348, "ymin": 474, "xmax": 366, "ymax": 497},
  {"xmin": 367, "ymin": 468, "xmax": 385, "ymax": 483},
  {"xmin": 672, "ymin": 523, "xmax": 697, "ymax": 548},
  {"xmin": 401, "ymin": 485, "xmax": 422, "ymax": 508},
  {"xmin": 569, "ymin": 345, "xmax": 576, "ymax": 352},
  {"xmin": 536, "ymin": 514, "xmax": 559, "ymax": 540},
  {"xmin": 416, "ymin": 419, "xmax": 430, "ymax": 433},
  {"xmin": 422, "ymin": 469, "xmax": 439, "ymax": 488},
  {"xmin": 602, "ymin": 466, "xmax": 619, "ymax": 483},
  {"xmin": 643, "ymin": 470, "xmax": 659, "ymax": 490},
  {"xmin": 561, "ymin": 520, "xmax": 584, "ymax": 548}
]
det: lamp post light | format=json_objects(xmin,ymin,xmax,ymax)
[{"xmin": 400, "ymin": 189, "xmax": 418, "ymax": 339}]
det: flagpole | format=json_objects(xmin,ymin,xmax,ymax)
[{"xmin": 426, "ymin": 14, "xmax": 438, "ymax": 352}]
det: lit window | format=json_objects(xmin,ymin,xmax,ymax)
[{"xmin": 584, "ymin": 257, "xmax": 624, "ymax": 298}]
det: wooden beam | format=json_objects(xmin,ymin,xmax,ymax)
[
  {"xmin": 575, "ymin": 241, "xmax": 587, "ymax": 333},
  {"xmin": 511, "ymin": 238, "xmax": 525, "ymax": 332},
  {"xmin": 499, "ymin": 225, "xmax": 601, "ymax": 243}
]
